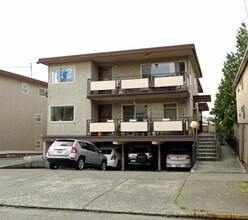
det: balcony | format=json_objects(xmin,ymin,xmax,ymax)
[
  {"xmin": 87, "ymin": 72, "xmax": 190, "ymax": 101},
  {"xmin": 86, "ymin": 117, "xmax": 192, "ymax": 137}
]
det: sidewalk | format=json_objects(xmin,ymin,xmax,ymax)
[{"xmin": 195, "ymin": 145, "xmax": 247, "ymax": 173}]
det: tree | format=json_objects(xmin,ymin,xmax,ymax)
[{"xmin": 211, "ymin": 22, "xmax": 248, "ymax": 141}]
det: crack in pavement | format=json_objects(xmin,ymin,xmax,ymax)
[{"xmin": 82, "ymin": 178, "xmax": 128, "ymax": 209}]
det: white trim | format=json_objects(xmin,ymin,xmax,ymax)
[
  {"xmin": 36, "ymin": 113, "xmax": 42, "ymax": 123},
  {"xmin": 22, "ymin": 83, "xmax": 29, "ymax": 94},
  {"xmin": 35, "ymin": 140, "xmax": 42, "ymax": 150},
  {"xmin": 49, "ymin": 104, "xmax": 75, "ymax": 123},
  {"xmin": 38, "ymin": 88, "xmax": 47, "ymax": 97},
  {"xmin": 50, "ymin": 65, "xmax": 75, "ymax": 84}
]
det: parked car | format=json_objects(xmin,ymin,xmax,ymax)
[
  {"xmin": 128, "ymin": 145, "xmax": 156, "ymax": 169},
  {"xmin": 46, "ymin": 139, "xmax": 107, "ymax": 170},
  {"xmin": 101, "ymin": 146, "xmax": 122, "ymax": 169},
  {"xmin": 166, "ymin": 148, "xmax": 191, "ymax": 169}
]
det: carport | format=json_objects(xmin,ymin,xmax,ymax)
[{"xmin": 42, "ymin": 135, "xmax": 194, "ymax": 171}]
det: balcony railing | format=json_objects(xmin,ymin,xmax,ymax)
[
  {"xmin": 86, "ymin": 117, "xmax": 192, "ymax": 136},
  {"xmin": 87, "ymin": 72, "xmax": 189, "ymax": 96}
]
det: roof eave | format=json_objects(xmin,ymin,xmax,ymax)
[{"xmin": 233, "ymin": 46, "xmax": 248, "ymax": 87}]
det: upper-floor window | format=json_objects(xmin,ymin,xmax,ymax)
[
  {"xmin": 50, "ymin": 105, "xmax": 74, "ymax": 122},
  {"xmin": 39, "ymin": 88, "xmax": 47, "ymax": 97},
  {"xmin": 142, "ymin": 61, "xmax": 185, "ymax": 78},
  {"xmin": 164, "ymin": 103, "xmax": 177, "ymax": 119},
  {"xmin": 241, "ymin": 105, "xmax": 246, "ymax": 119},
  {"xmin": 51, "ymin": 66, "xmax": 75, "ymax": 84},
  {"xmin": 22, "ymin": 84, "xmax": 29, "ymax": 94},
  {"xmin": 240, "ymin": 77, "xmax": 244, "ymax": 90}
]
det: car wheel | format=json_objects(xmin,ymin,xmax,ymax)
[
  {"xmin": 136, "ymin": 153, "xmax": 147, "ymax": 164},
  {"xmin": 49, "ymin": 163, "xmax": 59, "ymax": 170},
  {"xmin": 100, "ymin": 161, "xmax": 107, "ymax": 171},
  {"xmin": 75, "ymin": 158, "xmax": 85, "ymax": 170},
  {"xmin": 117, "ymin": 160, "xmax": 122, "ymax": 170}
]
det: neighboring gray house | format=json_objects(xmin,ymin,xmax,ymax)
[
  {"xmin": 0, "ymin": 69, "xmax": 48, "ymax": 155},
  {"xmin": 38, "ymin": 44, "xmax": 210, "ymax": 170},
  {"xmin": 234, "ymin": 47, "xmax": 248, "ymax": 164}
]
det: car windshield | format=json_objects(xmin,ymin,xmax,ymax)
[
  {"xmin": 169, "ymin": 149, "xmax": 188, "ymax": 154},
  {"xmin": 53, "ymin": 140, "xmax": 74, "ymax": 147},
  {"xmin": 131, "ymin": 147, "xmax": 149, "ymax": 153},
  {"xmin": 101, "ymin": 149, "xmax": 112, "ymax": 154}
]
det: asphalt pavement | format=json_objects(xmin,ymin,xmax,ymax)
[{"xmin": 0, "ymin": 145, "xmax": 247, "ymax": 219}]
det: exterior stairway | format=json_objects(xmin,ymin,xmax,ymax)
[{"xmin": 197, "ymin": 133, "xmax": 218, "ymax": 161}]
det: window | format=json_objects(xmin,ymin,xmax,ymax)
[
  {"xmin": 51, "ymin": 66, "xmax": 75, "ymax": 83},
  {"xmin": 36, "ymin": 113, "xmax": 42, "ymax": 123},
  {"xmin": 123, "ymin": 104, "xmax": 148, "ymax": 121},
  {"xmin": 164, "ymin": 103, "xmax": 177, "ymax": 119},
  {"xmin": 240, "ymin": 77, "xmax": 244, "ymax": 90},
  {"xmin": 35, "ymin": 140, "xmax": 42, "ymax": 150},
  {"xmin": 142, "ymin": 61, "xmax": 185, "ymax": 78},
  {"xmin": 22, "ymin": 84, "xmax": 29, "ymax": 94},
  {"xmin": 241, "ymin": 105, "xmax": 246, "ymax": 119},
  {"xmin": 50, "ymin": 106, "xmax": 74, "ymax": 122},
  {"xmin": 123, "ymin": 105, "xmax": 134, "ymax": 121},
  {"xmin": 39, "ymin": 88, "xmax": 47, "ymax": 97}
]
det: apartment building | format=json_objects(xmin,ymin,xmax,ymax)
[
  {"xmin": 234, "ymin": 47, "xmax": 248, "ymax": 164},
  {"xmin": 0, "ymin": 69, "xmax": 47, "ymax": 154},
  {"xmin": 38, "ymin": 44, "xmax": 210, "ymax": 170}
]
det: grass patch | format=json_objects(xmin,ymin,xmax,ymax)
[{"xmin": 236, "ymin": 181, "xmax": 248, "ymax": 194}]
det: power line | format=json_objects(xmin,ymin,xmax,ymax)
[{"xmin": 0, "ymin": 63, "xmax": 33, "ymax": 78}]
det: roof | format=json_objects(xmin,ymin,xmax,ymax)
[
  {"xmin": 193, "ymin": 95, "xmax": 211, "ymax": 112},
  {"xmin": 0, "ymin": 69, "xmax": 47, "ymax": 87},
  {"xmin": 38, "ymin": 44, "xmax": 203, "ymax": 78},
  {"xmin": 233, "ymin": 46, "xmax": 248, "ymax": 87}
]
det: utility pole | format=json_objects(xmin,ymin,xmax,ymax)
[{"xmin": 30, "ymin": 63, "xmax": 32, "ymax": 78}]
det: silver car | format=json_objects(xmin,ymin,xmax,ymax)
[
  {"xmin": 166, "ymin": 148, "xmax": 191, "ymax": 169},
  {"xmin": 46, "ymin": 139, "xmax": 107, "ymax": 170}
]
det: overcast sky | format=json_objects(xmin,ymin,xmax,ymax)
[{"xmin": 0, "ymin": 0, "xmax": 247, "ymax": 116}]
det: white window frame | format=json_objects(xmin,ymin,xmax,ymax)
[
  {"xmin": 49, "ymin": 105, "xmax": 75, "ymax": 123},
  {"xmin": 35, "ymin": 140, "xmax": 42, "ymax": 150},
  {"xmin": 38, "ymin": 88, "xmax": 47, "ymax": 97},
  {"xmin": 50, "ymin": 66, "xmax": 75, "ymax": 84},
  {"xmin": 36, "ymin": 113, "xmax": 42, "ymax": 123},
  {"xmin": 22, "ymin": 84, "xmax": 29, "ymax": 94}
]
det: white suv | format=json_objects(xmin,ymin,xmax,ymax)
[
  {"xmin": 46, "ymin": 139, "xmax": 107, "ymax": 170},
  {"xmin": 101, "ymin": 146, "xmax": 122, "ymax": 169}
]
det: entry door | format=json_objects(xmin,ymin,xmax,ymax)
[
  {"xmin": 98, "ymin": 104, "xmax": 112, "ymax": 122},
  {"xmin": 98, "ymin": 66, "xmax": 112, "ymax": 80}
]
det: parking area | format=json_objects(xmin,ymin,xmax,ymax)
[{"xmin": 96, "ymin": 141, "xmax": 193, "ymax": 171}]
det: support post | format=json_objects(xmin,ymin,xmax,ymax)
[
  {"xmin": 158, "ymin": 144, "xmax": 161, "ymax": 171},
  {"xmin": 43, "ymin": 141, "xmax": 47, "ymax": 159},
  {"xmin": 121, "ymin": 143, "xmax": 125, "ymax": 171}
]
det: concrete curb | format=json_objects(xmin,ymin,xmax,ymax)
[
  {"xmin": 1, "ymin": 204, "xmax": 248, "ymax": 220},
  {"xmin": 0, "ymin": 160, "xmax": 47, "ymax": 169}
]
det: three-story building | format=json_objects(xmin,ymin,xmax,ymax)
[{"xmin": 38, "ymin": 44, "xmax": 210, "ymax": 170}]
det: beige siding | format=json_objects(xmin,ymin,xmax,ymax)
[
  {"xmin": 0, "ymin": 75, "xmax": 47, "ymax": 151},
  {"xmin": 47, "ymin": 61, "xmax": 92, "ymax": 135},
  {"xmin": 47, "ymin": 56, "xmax": 199, "ymax": 135},
  {"xmin": 236, "ymin": 65, "xmax": 248, "ymax": 124}
]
